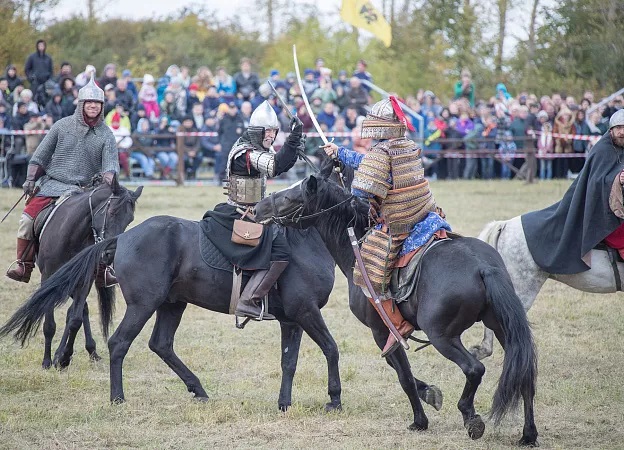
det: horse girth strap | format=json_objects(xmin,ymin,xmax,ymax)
[{"xmin": 604, "ymin": 246, "xmax": 623, "ymax": 292}]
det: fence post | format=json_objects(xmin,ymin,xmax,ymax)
[{"xmin": 176, "ymin": 133, "xmax": 184, "ymax": 186}]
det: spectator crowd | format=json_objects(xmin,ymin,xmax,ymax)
[{"xmin": 1, "ymin": 39, "xmax": 622, "ymax": 186}]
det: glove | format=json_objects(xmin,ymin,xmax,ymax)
[
  {"xmin": 290, "ymin": 116, "xmax": 303, "ymax": 133},
  {"xmin": 23, "ymin": 164, "xmax": 45, "ymax": 195},
  {"xmin": 102, "ymin": 171, "xmax": 116, "ymax": 186}
]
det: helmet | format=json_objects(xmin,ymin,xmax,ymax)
[
  {"xmin": 248, "ymin": 101, "xmax": 280, "ymax": 150},
  {"xmin": 143, "ymin": 74, "xmax": 154, "ymax": 84},
  {"xmin": 609, "ymin": 109, "xmax": 624, "ymax": 130},
  {"xmin": 78, "ymin": 74, "xmax": 104, "ymax": 103},
  {"xmin": 361, "ymin": 97, "xmax": 406, "ymax": 139}
]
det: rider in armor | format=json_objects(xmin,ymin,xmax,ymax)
[
  {"xmin": 203, "ymin": 100, "xmax": 305, "ymax": 320},
  {"xmin": 6, "ymin": 75, "xmax": 119, "ymax": 284},
  {"xmin": 323, "ymin": 96, "xmax": 447, "ymax": 356}
]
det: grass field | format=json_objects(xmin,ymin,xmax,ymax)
[{"xmin": 0, "ymin": 179, "xmax": 623, "ymax": 450}]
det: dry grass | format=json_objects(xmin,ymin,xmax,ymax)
[{"xmin": 0, "ymin": 180, "xmax": 623, "ymax": 449}]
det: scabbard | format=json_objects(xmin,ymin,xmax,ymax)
[{"xmin": 347, "ymin": 227, "xmax": 409, "ymax": 351}]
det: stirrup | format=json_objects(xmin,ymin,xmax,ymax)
[{"xmin": 104, "ymin": 266, "xmax": 117, "ymax": 288}]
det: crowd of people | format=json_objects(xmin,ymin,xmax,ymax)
[{"xmin": 1, "ymin": 38, "xmax": 622, "ymax": 185}]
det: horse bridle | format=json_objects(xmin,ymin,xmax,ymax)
[
  {"xmin": 88, "ymin": 188, "xmax": 119, "ymax": 243},
  {"xmin": 269, "ymin": 183, "xmax": 354, "ymax": 226}
]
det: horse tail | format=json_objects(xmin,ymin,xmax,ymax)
[
  {"xmin": 95, "ymin": 285, "xmax": 116, "ymax": 341},
  {"xmin": 477, "ymin": 220, "xmax": 506, "ymax": 251},
  {"xmin": 480, "ymin": 266, "xmax": 537, "ymax": 425},
  {"xmin": 0, "ymin": 237, "xmax": 118, "ymax": 346}
]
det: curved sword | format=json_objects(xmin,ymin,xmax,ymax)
[{"xmin": 293, "ymin": 45, "xmax": 344, "ymax": 184}]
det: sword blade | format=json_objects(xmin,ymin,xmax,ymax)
[
  {"xmin": 1, "ymin": 192, "xmax": 27, "ymax": 223},
  {"xmin": 267, "ymin": 80, "xmax": 294, "ymax": 120},
  {"xmin": 293, "ymin": 45, "xmax": 329, "ymax": 145}
]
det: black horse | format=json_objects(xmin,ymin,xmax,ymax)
[
  {"xmin": 0, "ymin": 205, "xmax": 346, "ymax": 410},
  {"xmin": 253, "ymin": 172, "xmax": 539, "ymax": 445},
  {"xmin": 5, "ymin": 175, "xmax": 142, "ymax": 368}
]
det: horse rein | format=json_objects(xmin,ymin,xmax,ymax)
[
  {"xmin": 269, "ymin": 183, "xmax": 354, "ymax": 226},
  {"xmin": 88, "ymin": 188, "xmax": 118, "ymax": 243}
]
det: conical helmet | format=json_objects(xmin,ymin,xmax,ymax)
[
  {"xmin": 249, "ymin": 101, "xmax": 279, "ymax": 129},
  {"xmin": 361, "ymin": 97, "xmax": 407, "ymax": 139},
  {"xmin": 609, "ymin": 109, "xmax": 624, "ymax": 130},
  {"xmin": 78, "ymin": 73, "xmax": 105, "ymax": 103}
]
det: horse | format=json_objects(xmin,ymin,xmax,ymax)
[
  {"xmin": 0, "ymin": 199, "xmax": 346, "ymax": 411},
  {"xmin": 6, "ymin": 174, "xmax": 142, "ymax": 369},
  {"xmin": 470, "ymin": 216, "xmax": 624, "ymax": 360},
  {"xmin": 253, "ymin": 172, "xmax": 539, "ymax": 445}
]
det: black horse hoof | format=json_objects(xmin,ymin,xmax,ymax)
[
  {"xmin": 53, "ymin": 357, "xmax": 72, "ymax": 370},
  {"xmin": 465, "ymin": 415, "xmax": 485, "ymax": 440},
  {"xmin": 408, "ymin": 420, "xmax": 428, "ymax": 431},
  {"xmin": 111, "ymin": 397, "xmax": 125, "ymax": 405},
  {"xmin": 42, "ymin": 360, "xmax": 52, "ymax": 370},
  {"xmin": 421, "ymin": 385, "xmax": 443, "ymax": 411},
  {"xmin": 89, "ymin": 352, "xmax": 102, "ymax": 362},
  {"xmin": 518, "ymin": 436, "xmax": 539, "ymax": 447},
  {"xmin": 278, "ymin": 404, "xmax": 290, "ymax": 412},
  {"xmin": 324, "ymin": 402, "xmax": 342, "ymax": 413}
]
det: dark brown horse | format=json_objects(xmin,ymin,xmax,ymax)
[
  {"xmin": 10, "ymin": 175, "xmax": 141, "ymax": 368},
  {"xmin": 253, "ymin": 171, "xmax": 539, "ymax": 445}
]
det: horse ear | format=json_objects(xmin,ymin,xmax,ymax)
[
  {"xmin": 132, "ymin": 185, "xmax": 144, "ymax": 200},
  {"xmin": 111, "ymin": 172, "xmax": 122, "ymax": 194},
  {"xmin": 307, "ymin": 175, "xmax": 318, "ymax": 194}
]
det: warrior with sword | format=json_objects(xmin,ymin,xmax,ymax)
[{"xmin": 322, "ymin": 95, "xmax": 450, "ymax": 357}]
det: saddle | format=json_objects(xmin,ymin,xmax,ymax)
[
  {"xmin": 32, "ymin": 195, "xmax": 73, "ymax": 243},
  {"xmin": 594, "ymin": 242, "xmax": 623, "ymax": 291},
  {"xmin": 389, "ymin": 235, "xmax": 456, "ymax": 303}
]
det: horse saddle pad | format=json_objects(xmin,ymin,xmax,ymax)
[
  {"xmin": 33, "ymin": 202, "xmax": 57, "ymax": 241},
  {"xmin": 390, "ymin": 238, "xmax": 451, "ymax": 303},
  {"xmin": 198, "ymin": 224, "xmax": 234, "ymax": 273}
]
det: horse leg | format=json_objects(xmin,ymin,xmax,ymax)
[
  {"xmin": 372, "ymin": 328, "xmax": 429, "ymax": 431},
  {"xmin": 384, "ymin": 357, "xmax": 443, "ymax": 411},
  {"xmin": 42, "ymin": 311, "xmax": 56, "ymax": 369},
  {"xmin": 469, "ymin": 327, "xmax": 495, "ymax": 360},
  {"xmin": 428, "ymin": 334, "xmax": 486, "ymax": 440},
  {"xmin": 278, "ymin": 321, "xmax": 304, "ymax": 412},
  {"xmin": 148, "ymin": 302, "xmax": 208, "ymax": 400},
  {"xmin": 82, "ymin": 302, "xmax": 101, "ymax": 362},
  {"xmin": 54, "ymin": 291, "xmax": 89, "ymax": 369},
  {"xmin": 491, "ymin": 326, "xmax": 539, "ymax": 446},
  {"xmin": 296, "ymin": 308, "xmax": 342, "ymax": 412},
  {"xmin": 109, "ymin": 303, "xmax": 156, "ymax": 403}
]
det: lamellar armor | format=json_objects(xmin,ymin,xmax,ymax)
[{"xmin": 226, "ymin": 101, "xmax": 281, "ymax": 206}]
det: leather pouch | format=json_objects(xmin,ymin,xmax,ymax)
[{"xmin": 232, "ymin": 219, "xmax": 263, "ymax": 247}]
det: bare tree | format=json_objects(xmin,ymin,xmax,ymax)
[
  {"xmin": 525, "ymin": 0, "xmax": 540, "ymax": 69},
  {"xmin": 495, "ymin": 0, "xmax": 511, "ymax": 74}
]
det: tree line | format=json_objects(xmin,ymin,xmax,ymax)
[{"xmin": 1, "ymin": 0, "xmax": 622, "ymax": 102}]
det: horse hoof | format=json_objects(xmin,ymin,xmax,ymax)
[
  {"xmin": 468, "ymin": 345, "xmax": 491, "ymax": 361},
  {"xmin": 422, "ymin": 385, "xmax": 443, "ymax": 411},
  {"xmin": 42, "ymin": 360, "xmax": 52, "ymax": 370},
  {"xmin": 111, "ymin": 397, "xmax": 125, "ymax": 405},
  {"xmin": 408, "ymin": 420, "xmax": 428, "ymax": 432},
  {"xmin": 54, "ymin": 357, "xmax": 72, "ymax": 370},
  {"xmin": 325, "ymin": 402, "xmax": 342, "ymax": 413},
  {"xmin": 279, "ymin": 404, "xmax": 290, "ymax": 412},
  {"xmin": 518, "ymin": 436, "xmax": 539, "ymax": 447},
  {"xmin": 89, "ymin": 352, "xmax": 102, "ymax": 362},
  {"xmin": 465, "ymin": 415, "xmax": 485, "ymax": 440}
]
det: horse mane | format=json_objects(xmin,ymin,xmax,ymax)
[
  {"xmin": 302, "ymin": 171, "xmax": 369, "ymax": 253},
  {"xmin": 319, "ymin": 156, "xmax": 355, "ymax": 189}
]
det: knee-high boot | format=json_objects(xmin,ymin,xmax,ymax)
[
  {"xmin": 369, "ymin": 298, "xmax": 415, "ymax": 357},
  {"xmin": 235, "ymin": 261, "xmax": 289, "ymax": 320},
  {"xmin": 6, "ymin": 238, "xmax": 36, "ymax": 283}
]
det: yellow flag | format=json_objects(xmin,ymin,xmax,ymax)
[{"xmin": 340, "ymin": 0, "xmax": 392, "ymax": 47}]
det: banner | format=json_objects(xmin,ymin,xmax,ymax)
[{"xmin": 340, "ymin": 0, "xmax": 392, "ymax": 47}]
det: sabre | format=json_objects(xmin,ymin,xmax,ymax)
[
  {"xmin": 267, "ymin": 80, "xmax": 320, "ymax": 175},
  {"xmin": 1, "ymin": 192, "xmax": 27, "ymax": 223},
  {"xmin": 292, "ymin": 45, "xmax": 344, "ymax": 183},
  {"xmin": 347, "ymin": 227, "xmax": 410, "ymax": 352}
]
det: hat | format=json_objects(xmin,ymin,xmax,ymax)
[
  {"xmin": 270, "ymin": 69, "xmax": 279, "ymax": 77},
  {"xmin": 85, "ymin": 65, "xmax": 96, "ymax": 74},
  {"xmin": 189, "ymin": 83, "xmax": 199, "ymax": 91},
  {"xmin": 338, "ymin": 70, "xmax": 347, "ymax": 76},
  {"xmin": 122, "ymin": 69, "xmax": 131, "ymax": 77},
  {"xmin": 104, "ymin": 84, "xmax": 114, "ymax": 91},
  {"xmin": 423, "ymin": 90, "xmax": 435, "ymax": 98},
  {"xmin": 286, "ymin": 72, "xmax": 295, "ymax": 79},
  {"xmin": 537, "ymin": 110, "xmax": 548, "ymax": 120},
  {"xmin": 169, "ymin": 119, "xmax": 180, "ymax": 128},
  {"xmin": 304, "ymin": 68, "xmax": 314, "ymax": 76},
  {"xmin": 143, "ymin": 74, "xmax": 154, "ymax": 84}
]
